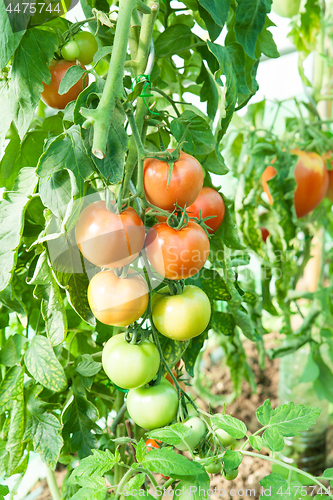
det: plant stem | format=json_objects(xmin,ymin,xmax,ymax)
[
  {"xmin": 151, "ymin": 86, "xmax": 181, "ymax": 117},
  {"xmin": 82, "ymin": 0, "xmax": 137, "ymax": 158},
  {"xmin": 115, "ymin": 468, "xmax": 135, "ymax": 500},
  {"xmin": 114, "ymin": 392, "xmax": 126, "ymax": 486},
  {"xmin": 45, "ymin": 467, "xmax": 61, "ymax": 500}
]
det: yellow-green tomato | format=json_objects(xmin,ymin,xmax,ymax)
[
  {"xmin": 102, "ymin": 334, "xmax": 160, "ymax": 390},
  {"xmin": 272, "ymin": 0, "xmax": 300, "ymax": 17},
  {"xmin": 127, "ymin": 378, "xmax": 178, "ymax": 429},
  {"xmin": 175, "ymin": 417, "xmax": 207, "ymax": 451},
  {"xmin": 74, "ymin": 31, "xmax": 98, "ymax": 65},
  {"xmin": 205, "ymin": 461, "xmax": 222, "ymax": 474},
  {"xmin": 152, "ymin": 285, "xmax": 211, "ymax": 340},
  {"xmin": 215, "ymin": 428, "xmax": 236, "ymax": 447}
]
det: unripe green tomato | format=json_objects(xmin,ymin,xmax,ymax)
[
  {"xmin": 102, "ymin": 333, "xmax": 160, "ymax": 389},
  {"xmin": 175, "ymin": 417, "xmax": 207, "ymax": 451},
  {"xmin": 186, "ymin": 402, "xmax": 199, "ymax": 418},
  {"xmin": 61, "ymin": 40, "xmax": 80, "ymax": 61},
  {"xmin": 74, "ymin": 31, "xmax": 98, "ymax": 65},
  {"xmin": 271, "ymin": 0, "xmax": 300, "ymax": 17},
  {"xmin": 205, "ymin": 461, "xmax": 222, "ymax": 474},
  {"xmin": 214, "ymin": 428, "xmax": 236, "ymax": 447},
  {"xmin": 223, "ymin": 468, "xmax": 239, "ymax": 481},
  {"xmin": 127, "ymin": 378, "xmax": 178, "ymax": 429}
]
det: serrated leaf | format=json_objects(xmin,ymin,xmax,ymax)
[
  {"xmin": 6, "ymin": 398, "xmax": 25, "ymax": 474},
  {"xmin": 170, "ymin": 110, "xmax": 215, "ymax": 156},
  {"xmin": 147, "ymin": 423, "xmax": 191, "ymax": 446},
  {"xmin": 176, "ymin": 473, "xmax": 210, "ymax": 500},
  {"xmin": 256, "ymin": 399, "xmax": 272, "ymax": 426},
  {"xmin": 198, "ymin": 149, "xmax": 229, "ymax": 175},
  {"xmin": 68, "ymin": 449, "xmax": 118, "ymax": 484},
  {"xmin": 58, "ymin": 65, "xmax": 86, "ymax": 95},
  {"xmin": 198, "ymin": 0, "xmax": 230, "ymax": 26},
  {"xmin": 0, "ymin": 365, "xmax": 24, "ymax": 413},
  {"xmin": 24, "ymin": 336, "xmax": 67, "ymax": 392},
  {"xmin": 62, "ymin": 395, "xmax": 102, "ymax": 458},
  {"xmin": 158, "ymin": 333, "xmax": 188, "ymax": 368},
  {"xmin": 262, "ymin": 427, "xmax": 285, "ymax": 452},
  {"xmin": 135, "ymin": 438, "xmax": 148, "ymax": 463},
  {"xmin": 234, "ymin": 0, "xmax": 270, "ymax": 60},
  {"xmin": 155, "ymin": 24, "xmax": 193, "ymax": 57},
  {"xmin": 186, "ymin": 268, "xmax": 231, "ymax": 302},
  {"xmin": 210, "ymin": 414, "xmax": 247, "ymax": 439},
  {"xmin": 141, "ymin": 448, "xmax": 204, "ymax": 477},
  {"xmin": 76, "ymin": 354, "xmax": 102, "ymax": 377},
  {"xmin": 0, "ymin": 334, "xmax": 26, "ymax": 366},
  {"xmin": 212, "ymin": 312, "xmax": 236, "ymax": 336},
  {"xmin": 39, "ymin": 169, "xmax": 79, "ymax": 225},
  {"xmin": 0, "ymin": 167, "xmax": 38, "ymax": 292},
  {"xmin": 10, "ymin": 27, "xmax": 58, "ymax": 137},
  {"xmin": 223, "ymin": 450, "xmax": 242, "ymax": 469},
  {"xmin": 249, "ymin": 435, "xmax": 263, "ymax": 451}
]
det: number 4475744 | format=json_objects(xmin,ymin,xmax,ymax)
[
  {"xmin": 5, "ymin": 3, "xmax": 60, "ymax": 13},
  {"xmin": 277, "ymin": 486, "xmax": 330, "ymax": 496}
]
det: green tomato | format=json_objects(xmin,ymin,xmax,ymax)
[
  {"xmin": 223, "ymin": 468, "xmax": 239, "ymax": 481},
  {"xmin": 214, "ymin": 428, "xmax": 236, "ymax": 447},
  {"xmin": 271, "ymin": 0, "xmax": 300, "ymax": 17},
  {"xmin": 175, "ymin": 417, "xmax": 207, "ymax": 451},
  {"xmin": 152, "ymin": 285, "xmax": 211, "ymax": 341},
  {"xmin": 61, "ymin": 40, "xmax": 80, "ymax": 61},
  {"xmin": 74, "ymin": 31, "xmax": 98, "ymax": 65},
  {"xmin": 102, "ymin": 333, "xmax": 160, "ymax": 389},
  {"xmin": 186, "ymin": 402, "xmax": 199, "ymax": 418},
  {"xmin": 127, "ymin": 378, "xmax": 178, "ymax": 429},
  {"xmin": 205, "ymin": 461, "xmax": 222, "ymax": 474}
]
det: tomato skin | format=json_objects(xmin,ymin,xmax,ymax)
[
  {"xmin": 75, "ymin": 201, "xmax": 145, "ymax": 268},
  {"xmin": 145, "ymin": 222, "xmax": 210, "ymax": 280},
  {"xmin": 41, "ymin": 60, "xmax": 88, "ymax": 110},
  {"xmin": 74, "ymin": 31, "xmax": 98, "ymax": 65},
  {"xmin": 328, "ymin": 170, "xmax": 333, "ymax": 202},
  {"xmin": 61, "ymin": 40, "xmax": 80, "ymax": 61},
  {"xmin": 175, "ymin": 417, "xmax": 207, "ymax": 451},
  {"xmin": 152, "ymin": 285, "xmax": 211, "ymax": 341},
  {"xmin": 146, "ymin": 438, "xmax": 160, "ymax": 450},
  {"xmin": 272, "ymin": 0, "xmax": 300, "ymax": 17},
  {"xmin": 214, "ymin": 428, "xmax": 236, "ymax": 447},
  {"xmin": 102, "ymin": 334, "xmax": 160, "ymax": 389},
  {"xmin": 261, "ymin": 227, "xmax": 270, "ymax": 242},
  {"xmin": 262, "ymin": 151, "xmax": 329, "ymax": 218},
  {"xmin": 165, "ymin": 370, "xmax": 186, "ymax": 391},
  {"xmin": 205, "ymin": 461, "xmax": 222, "ymax": 474},
  {"xmin": 186, "ymin": 187, "xmax": 225, "ymax": 234},
  {"xmin": 127, "ymin": 379, "xmax": 178, "ymax": 429},
  {"xmin": 223, "ymin": 468, "xmax": 239, "ymax": 481},
  {"xmin": 143, "ymin": 150, "xmax": 204, "ymax": 211},
  {"xmin": 87, "ymin": 270, "xmax": 148, "ymax": 326}
]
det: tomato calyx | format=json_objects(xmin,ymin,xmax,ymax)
[
  {"xmin": 167, "ymin": 279, "xmax": 185, "ymax": 296},
  {"xmin": 189, "ymin": 208, "xmax": 216, "ymax": 236}
]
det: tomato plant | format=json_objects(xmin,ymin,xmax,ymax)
[
  {"xmin": 74, "ymin": 31, "xmax": 99, "ymax": 65},
  {"xmin": 102, "ymin": 333, "xmax": 160, "ymax": 389},
  {"xmin": 41, "ymin": 59, "xmax": 87, "ymax": 109},
  {"xmin": 187, "ymin": 187, "xmax": 225, "ymax": 233},
  {"xmin": 75, "ymin": 201, "xmax": 145, "ymax": 268},
  {"xmin": 143, "ymin": 150, "xmax": 203, "ymax": 211},
  {"xmin": 126, "ymin": 378, "xmax": 178, "ymax": 429},
  {"xmin": 87, "ymin": 270, "xmax": 148, "ymax": 326},
  {"xmin": 145, "ymin": 221, "xmax": 210, "ymax": 280},
  {"xmin": 152, "ymin": 285, "xmax": 211, "ymax": 340}
]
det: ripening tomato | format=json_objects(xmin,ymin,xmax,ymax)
[
  {"xmin": 143, "ymin": 150, "xmax": 204, "ymax": 211},
  {"xmin": 261, "ymin": 227, "xmax": 270, "ymax": 242},
  {"xmin": 41, "ymin": 60, "xmax": 88, "ymax": 109},
  {"xmin": 102, "ymin": 334, "xmax": 160, "ymax": 389},
  {"xmin": 87, "ymin": 270, "xmax": 148, "ymax": 326},
  {"xmin": 165, "ymin": 369, "xmax": 186, "ymax": 391},
  {"xmin": 328, "ymin": 170, "xmax": 333, "ymax": 202},
  {"xmin": 75, "ymin": 201, "xmax": 145, "ymax": 268},
  {"xmin": 145, "ymin": 221, "xmax": 210, "ymax": 280},
  {"xmin": 74, "ymin": 31, "xmax": 98, "ymax": 65},
  {"xmin": 272, "ymin": 0, "xmax": 300, "ymax": 17},
  {"xmin": 127, "ymin": 378, "xmax": 178, "ymax": 429},
  {"xmin": 174, "ymin": 417, "xmax": 207, "ymax": 451},
  {"xmin": 146, "ymin": 438, "xmax": 160, "ymax": 450},
  {"xmin": 262, "ymin": 150, "xmax": 329, "ymax": 218},
  {"xmin": 152, "ymin": 285, "xmax": 211, "ymax": 341},
  {"xmin": 186, "ymin": 187, "xmax": 225, "ymax": 234}
]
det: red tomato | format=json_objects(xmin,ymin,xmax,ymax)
[
  {"xmin": 145, "ymin": 221, "xmax": 210, "ymax": 280},
  {"xmin": 261, "ymin": 227, "xmax": 270, "ymax": 242},
  {"xmin": 75, "ymin": 201, "xmax": 145, "ymax": 268},
  {"xmin": 262, "ymin": 150, "xmax": 329, "ymax": 218},
  {"xmin": 186, "ymin": 187, "xmax": 225, "ymax": 234},
  {"xmin": 41, "ymin": 60, "xmax": 88, "ymax": 110},
  {"xmin": 146, "ymin": 439, "xmax": 160, "ymax": 450},
  {"xmin": 328, "ymin": 170, "xmax": 333, "ymax": 202},
  {"xmin": 143, "ymin": 150, "xmax": 203, "ymax": 211},
  {"xmin": 87, "ymin": 269, "xmax": 148, "ymax": 326}
]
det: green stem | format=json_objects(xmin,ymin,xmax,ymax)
[
  {"xmin": 114, "ymin": 392, "xmax": 126, "ymax": 486},
  {"xmin": 82, "ymin": 0, "xmax": 137, "ymax": 158},
  {"xmin": 162, "ymin": 478, "xmax": 176, "ymax": 489},
  {"xmin": 151, "ymin": 86, "xmax": 181, "ymax": 117},
  {"xmin": 46, "ymin": 467, "xmax": 61, "ymax": 500},
  {"xmin": 115, "ymin": 469, "xmax": 135, "ymax": 500}
]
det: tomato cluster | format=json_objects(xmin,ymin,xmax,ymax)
[
  {"xmin": 62, "ymin": 31, "xmax": 98, "ymax": 65},
  {"xmin": 74, "ymin": 151, "xmax": 225, "ymax": 431}
]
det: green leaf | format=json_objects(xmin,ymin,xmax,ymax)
[
  {"xmin": 0, "ymin": 80, "xmax": 12, "ymax": 150},
  {"xmin": 256, "ymin": 399, "xmax": 272, "ymax": 426},
  {"xmin": 260, "ymin": 473, "xmax": 303, "ymax": 500},
  {"xmin": 147, "ymin": 423, "xmax": 191, "ymax": 446},
  {"xmin": 175, "ymin": 473, "xmax": 211, "ymax": 500},
  {"xmin": 198, "ymin": 0, "xmax": 230, "ymax": 26},
  {"xmin": 212, "ymin": 312, "xmax": 236, "ymax": 336},
  {"xmin": 10, "ymin": 27, "xmax": 58, "ymax": 137},
  {"xmin": 210, "ymin": 414, "xmax": 247, "ymax": 439},
  {"xmin": 234, "ymin": 0, "xmax": 271, "ymax": 60},
  {"xmin": 37, "ymin": 125, "xmax": 94, "ymax": 198},
  {"xmin": 158, "ymin": 332, "xmax": 188, "ymax": 368},
  {"xmin": 215, "ymin": 195, "xmax": 244, "ymax": 250},
  {"xmin": 39, "ymin": 169, "xmax": 79, "ymax": 225},
  {"xmin": 76, "ymin": 354, "xmax": 102, "ymax": 377},
  {"xmin": 0, "ymin": 365, "xmax": 24, "ymax": 413},
  {"xmin": 62, "ymin": 395, "xmax": 102, "ymax": 458},
  {"xmin": 170, "ymin": 110, "xmax": 215, "ymax": 156},
  {"xmin": 197, "ymin": 149, "xmax": 229, "ymax": 175},
  {"xmin": 223, "ymin": 450, "xmax": 243, "ymax": 469},
  {"xmin": 6, "ymin": 398, "xmax": 25, "ymax": 474},
  {"xmin": 256, "ymin": 20, "xmax": 279, "ymax": 59},
  {"xmin": 299, "ymin": 352, "xmax": 320, "ymax": 383},
  {"xmin": 262, "ymin": 427, "xmax": 285, "ymax": 452},
  {"xmin": 67, "ymin": 449, "xmax": 119, "ymax": 484},
  {"xmin": 183, "ymin": 330, "xmax": 208, "ymax": 377},
  {"xmin": 28, "ymin": 251, "xmax": 67, "ymax": 346},
  {"xmin": 24, "ymin": 335, "xmax": 67, "ymax": 392},
  {"xmin": 196, "ymin": 64, "xmax": 219, "ymax": 120},
  {"xmin": 155, "ymin": 24, "xmax": 193, "ymax": 57},
  {"xmin": 0, "ymin": 485, "xmax": 9, "ymax": 498},
  {"xmin": 58, "ymin": 65, "xmax": 86, "ymax": 95},
  {"xmin": 0, "ymin": 334, "xmax": 26, "ymax": 366},
  {"xmin": 249, "ymin": 435, "xmax": 263, "ymax": 451},
  {"xmin": 0, "ymin": 0, "xmax": 24, "ymax": 70},
  {"xmin": 25, "ymin": 386, "xmax": 63, "ymax": 468},
  {"xmin": 141, "ymin": 448, "xmax": 205, "ymax": 477},
  {"xmin": 186, "ymin": 268, "xmax": 231, "ymax": 302},
  {"xmin": 0, "ymin": 167, "xmax": 38, "ymax": 292}
]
